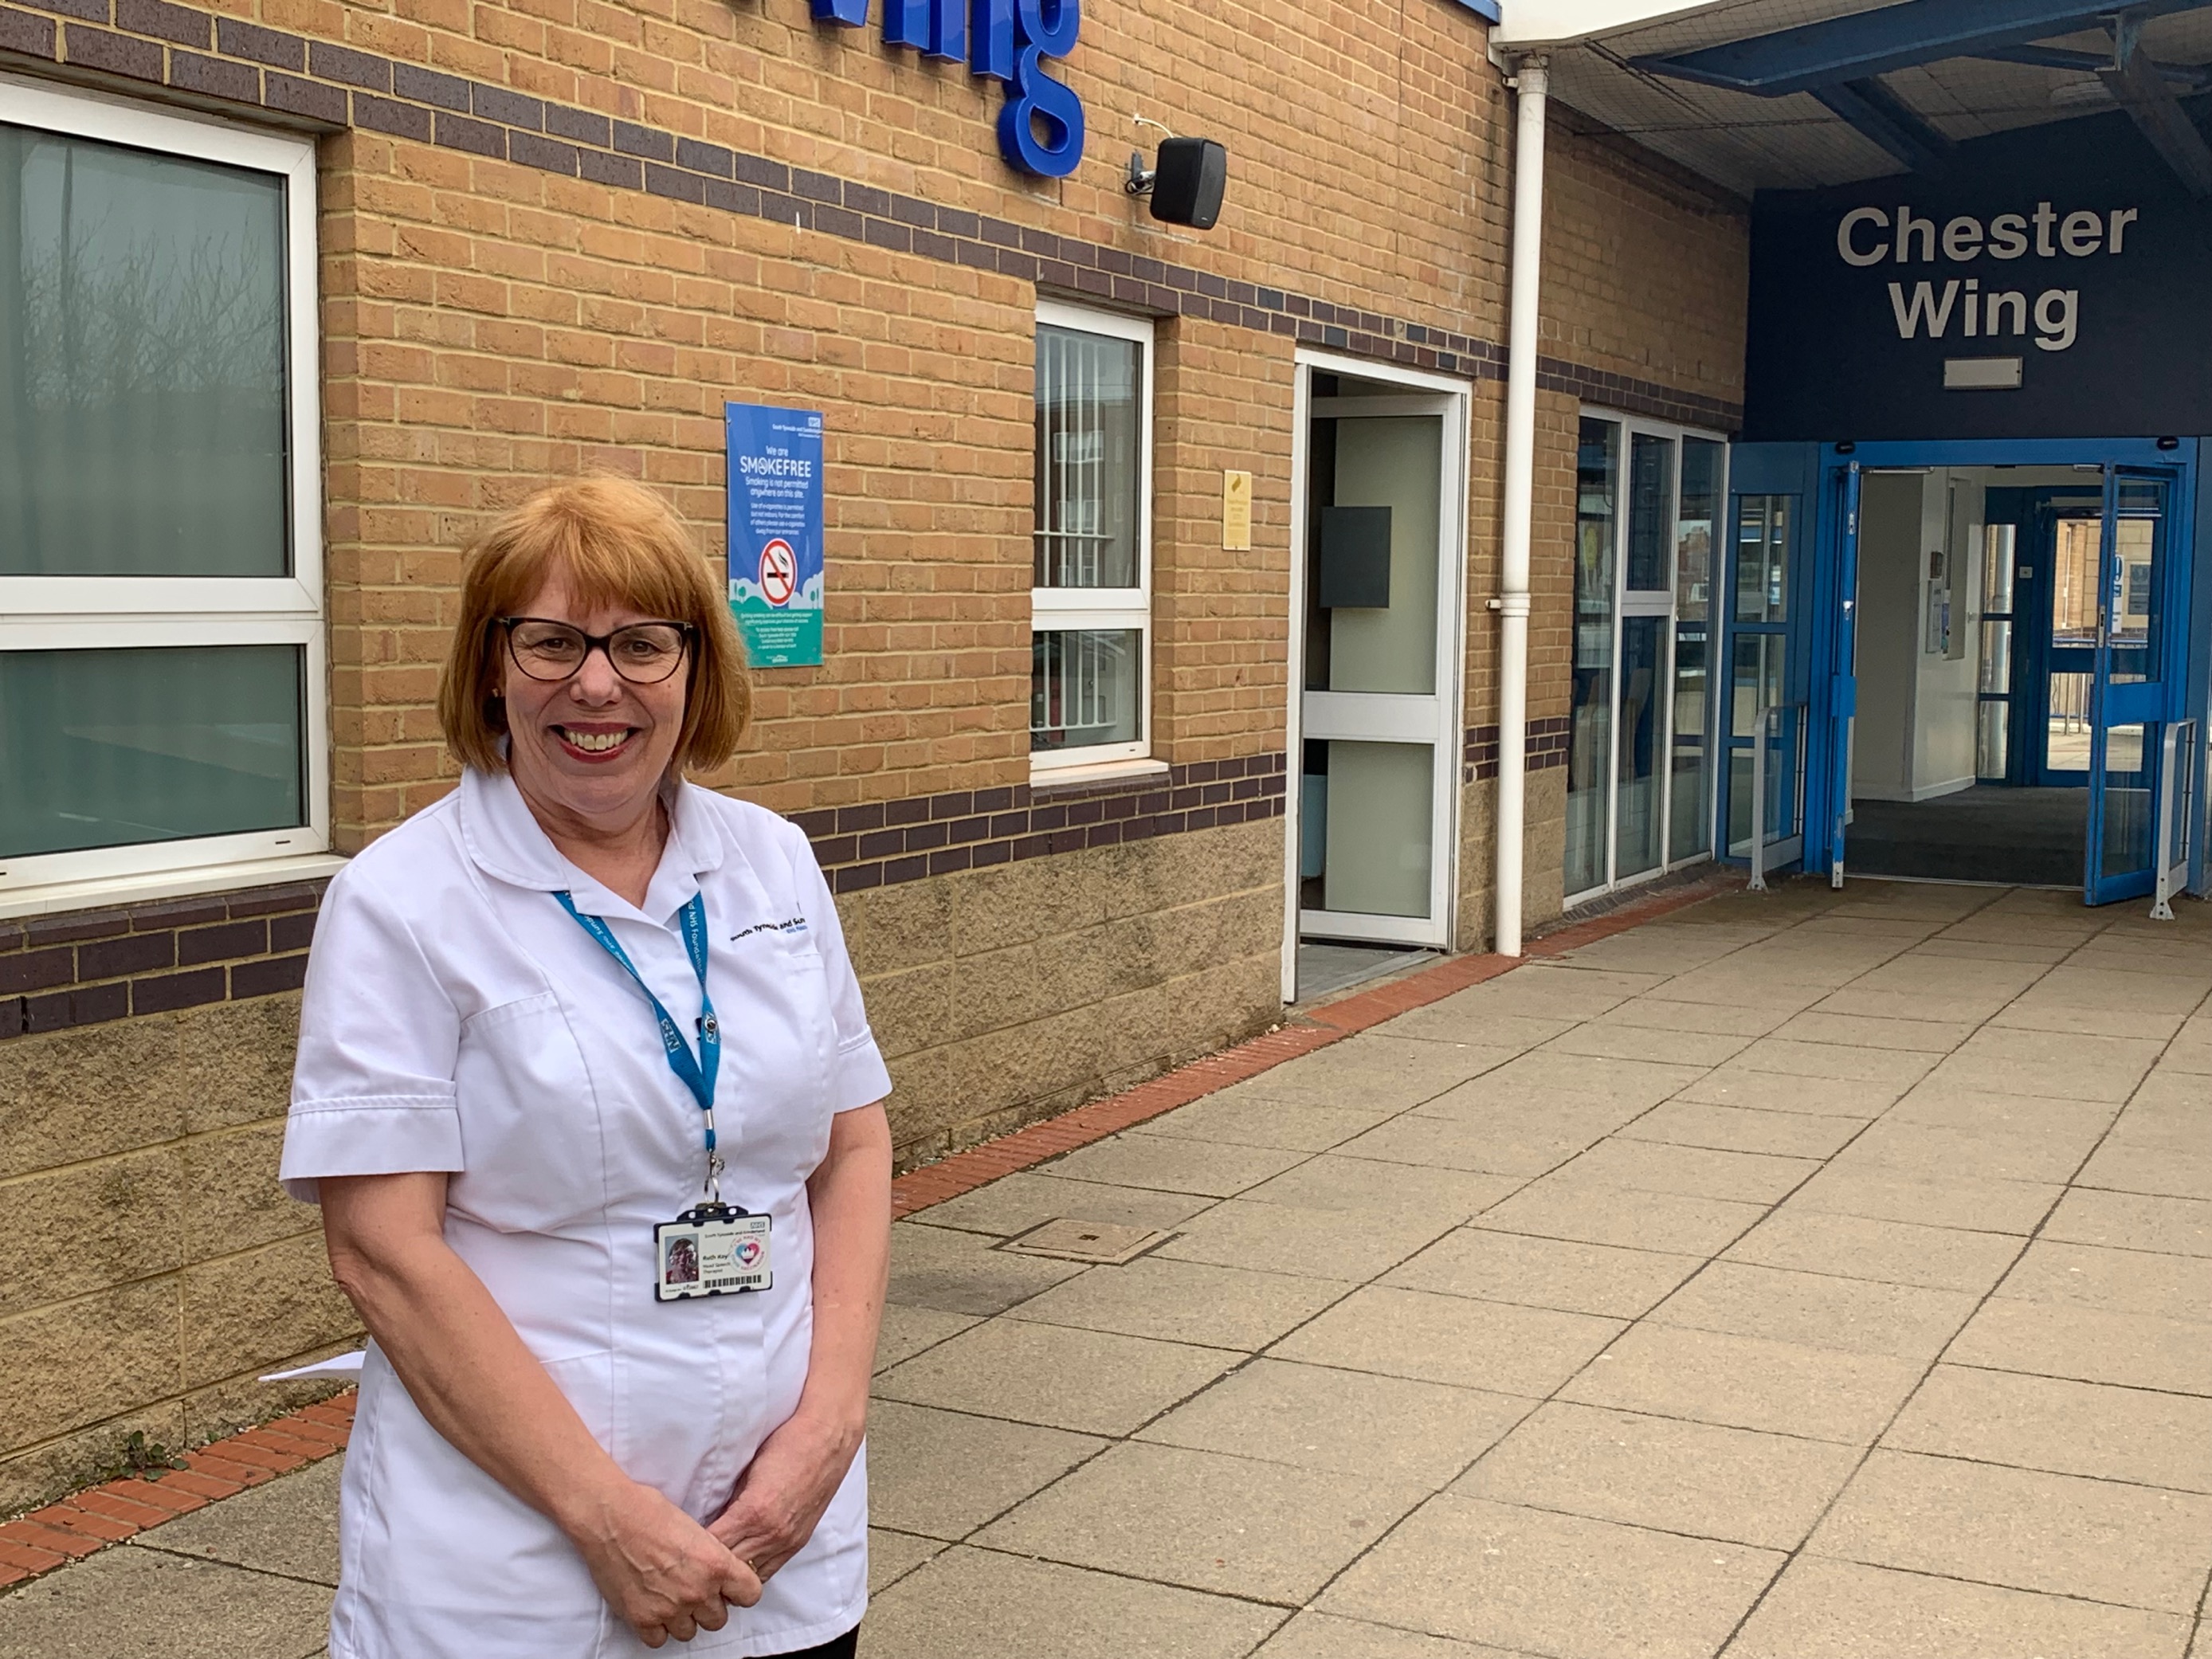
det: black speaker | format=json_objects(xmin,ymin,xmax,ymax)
[{"xmin": 1150, "ymin": 137, "xmax": 1226, "ymax": 229}]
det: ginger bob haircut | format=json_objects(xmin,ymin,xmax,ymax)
[{"xmin": 437, "ymin": 478, "xmax": 751, "ymax": 776}]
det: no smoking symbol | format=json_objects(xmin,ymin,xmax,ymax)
[{"xmin": 758, "ymin": 539, "xmax": 797, "ymax": 606}]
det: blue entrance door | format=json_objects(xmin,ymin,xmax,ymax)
[{"xmin": 2085, "ymin": 468, "xmax": 2179, "ymax": 904}]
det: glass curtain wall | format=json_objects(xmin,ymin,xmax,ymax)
[{"xmin": 1564, "ymin": 413, "xmax": 1724, "ymax": 903}]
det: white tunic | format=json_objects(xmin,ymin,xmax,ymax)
[{"xmin": 280, "ymin": 767, "xmax": 892, "ymax": 1659}]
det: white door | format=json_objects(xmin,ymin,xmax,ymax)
[{"xmin": 1292, "ymin": 369, "xmax": 1467, "ymax": 952}]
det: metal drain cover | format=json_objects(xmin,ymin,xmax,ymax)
[{"xmin": 1002, "ymin": 1218, "xmax": 1172, "ymax": 1265}]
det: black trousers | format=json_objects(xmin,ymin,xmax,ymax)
[{"xmin": 766, "ymin": 1628, "xmax": 858, "ymax": 1659}]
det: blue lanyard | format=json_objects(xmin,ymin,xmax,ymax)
[{"xmin": 555, "ymin": 891, "xmax": 724, "ymax": 1198}]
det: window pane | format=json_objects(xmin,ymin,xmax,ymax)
[
  {"xmin": 0, "ymin": 124, "xmax": 288, "ymax": 577},
  {"xmin": 2051, "ymin": 518, "xmax": 2099, "ymax": 648},
  {"xmin": 1033, "ymin": 326, "xmax": 1140, "ymax": 590},
  {"xmin": 1320, "ymin": 739, "xmax": 1433, "ymax": 919},
  {"xmin": 1735, "ymin": 496, "xmax": 1790, "ymax": 622},
  {"xmin": 2100, "ymin": 724, "xmax": 2151, "ymax": 880},
  {"xmin": 2047, "ymin": 671, "xmax": 2091, "ymax": 771},
  {"xmin": 1676, "ymin": 440, "xmax": 1720, "ymax": 621},
  {"xmin": 1565, "ymin": 418, "xmax": 1618, "ymax": 895},
  {"xmin": 0, "ymin": 645, "xmax": 304, "ymax": 857},
  {"xmin": 1625, "ymin": 433, "xmax": 1673, "ymax": 591},
  {"xmin": 1031, "ymin": 629, "xmax": 1140, "ymax": 752},
  {"xmin": 1669, "ymin": 629, "xmax": 1708, "ymax": 862},
  {"xmin": 1615, "ymin": 614, "xmax": 1664, "ymax": 878}
]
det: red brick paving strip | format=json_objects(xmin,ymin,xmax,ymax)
[
  {"xmin": 0, "ymin": 1394, "xmax": 356, "ymax": 1590},
  {"xmin": 0, "ymin": 870, "xmax": 1740, "ymax": 1591}
]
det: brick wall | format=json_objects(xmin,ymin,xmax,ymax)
[{"xmin": 0, "ymin": 0, "xmax": 1753, "ymax": 1506}]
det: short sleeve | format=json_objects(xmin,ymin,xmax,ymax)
[
  {"xmin": 279, "ymin": 861, "xmax": 465, "ymax": 1202},
  {"xmin": 791, "ymin": 830, "xmax": 893, "ymax": 1113}
]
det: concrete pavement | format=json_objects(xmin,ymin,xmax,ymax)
[{"xmin": 5, "ymin": 878, "xmax": 2210, "ymax": 1658}]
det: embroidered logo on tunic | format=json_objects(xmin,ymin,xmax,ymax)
[{"xmin": 730, "ymin": 916, "xmax": 809, "ymax": 943}]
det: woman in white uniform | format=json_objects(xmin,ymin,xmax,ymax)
[{"xmin": 280, "ymin": 477, "xmax": 892, "ymax": 1658}]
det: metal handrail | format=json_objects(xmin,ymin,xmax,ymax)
[
  {"xmin": 2151, "ymin": 718, "xmax": 2198, "ymax": 921},
  {"xmin": 1747, "ymin": 702, "xmax": 1807, "ymax": 894}
]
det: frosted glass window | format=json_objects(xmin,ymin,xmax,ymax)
[
  {"xmin": 0, "ymin": 645, "xmax": 304, "ymax": 857},
  {"xmin": 0, "ymin": 124, "xmax": 288, "ymax": 577}
]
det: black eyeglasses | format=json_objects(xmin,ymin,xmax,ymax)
[{"xmin": 497, "ymin": 616, "xmax": 696, "ymax": 684}]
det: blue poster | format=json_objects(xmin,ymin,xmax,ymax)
[{"xmin": 726, "ymin": 402, "xmax": 825, "ymax": 668}]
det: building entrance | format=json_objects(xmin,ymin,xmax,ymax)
[{"xmin": 1723, "ymin": 441, "xmax": 2203, "ymax": 908}]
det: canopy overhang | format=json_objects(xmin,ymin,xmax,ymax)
[{"xmin": 1492, "ymin": 0, "xmax": 2212, "ymax": 195}]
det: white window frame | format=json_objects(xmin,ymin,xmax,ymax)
[
  {"xmin": 0, "ymin": 75, "xmax": 328, "ymax": 903},
  {"xmin": 1563, "ymin": 406, "xmax": 1728, "ymax": 909},
  {"xmin": 1030, "ymin": 300, "xmax": 1154, "ymax": 775}
]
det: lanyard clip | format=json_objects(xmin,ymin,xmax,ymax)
[{"xmin": 704, "ymin": 1149, "xmax": 725, "ymax": 1206}]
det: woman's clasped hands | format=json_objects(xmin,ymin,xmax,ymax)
[{"xmin": 568, "ymin": 1477, "xmax": 764, "ymax": 1649}]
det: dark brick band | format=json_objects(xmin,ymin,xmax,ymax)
[
  {"xmin": 1462, "ymin": 716, "xmax": 1572, "ymax": 782},
  {"xmin": 797, "ymin": 753, "xmax": 1288, "ymax": 894},
  {"xmin": 0, "ymin": 882, "xmax": 322, "ymax": 1041},
  {"xmin": 0, "ymin": 759, "xmax": 1288, "ymax": 1035},
  {"xmin": 0, "ymin": 0, "xmax": 1743, "ymax": 423}
]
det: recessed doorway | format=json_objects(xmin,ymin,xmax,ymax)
[{"xmin": 1281, "ymin": 353, "xmax": 1470, "ymax": 1002}]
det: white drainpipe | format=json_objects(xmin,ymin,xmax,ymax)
[{"xmin": 1493, "ymin": 56, "xmax": 1547, "ymax": 958}]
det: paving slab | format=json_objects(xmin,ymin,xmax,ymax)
[
  {"xmin": 1996, "ymin": 1237, "xmax": 2212, "ymax": 1320},
  {"xmin": 901, "ymin": 1171, "xmax": 1218, "ymax": 1239},
  {"xmin": 872, "ymin": 1317, "xmax": 1239, "ymax": 1435},
  {"xmin": 1721, "ymin": 1209, "xmax": 2024, "ymax": 1293},
  {"xmin": 1380, "ymin": 1228, "xmax": 1704, "ymax": 1320},
  {"xmin": 865, "ymin": 1400, "xmax": 1104, "ymax": 1539},
  {"xmin": 867, "ymin": 1527, "xmax": 944, "ymax": 1592},
  {"xmin": 1038, "ymin": 1134, "xmax": 1311, "ymax": 1198},
  {"xmin": 1728, "ymin": 1555, "xmax": 2193, "ymax": 1659},
  {"xmin": 1943, "ymin": 1296, "xmax": 2212, "ymax": 1395},
  {"xmin": 1005, "ymin": 1255, "xmax": 1352, "ymax": 1351},
  {"xmin": 1319, "ymin": 1493, "xmax": 1783, "ymax": 1659},
  {"xmin": 0, "ymin": 1547, "xmax": 331, "ymax": 1659},
  {"xmin": 1807, "ymin": 1448, "xmax": 2212, "ymax": 1614},
  {"xmin": 1881, "ymin": 1363, "xmax": 2212, "ymax": 1492},
  {"xmin": 1779, "ymin": 1165, "xmax": 2061, "ymax": 1233},
  {"xmin": 1614, "ymin": 1100, "xmax": 1865, "ymax": 1159},
  {"xmin": 1154, "ymin": 1198, "xmax": 1457, "ymax": 1283},
  {"xmin": 861, "ymin": 1547, "xmax": 1284, "ymax": 1659},
  {"xmin": 1250, "ymin": 1610, "xmax": 1529, "ymax": 1658},
  {"xmin": 1472, "ymin": 1177, "xmax": 1768, "ymax": 1256},
  {"xmin": 874, "ymin": 1303, "xmax": 981, "ymax": 1372},
  {"xmin": 1644, "ymin": 1261, "xmax": 1979, "ymax": 1360},
  {"xmin": 1552, "ymin": 1139, "xmax": 1819, "ymax": 1205},
  {"xmin": 2041, "ymin": 1188, "xmax": 2212, "ymax": 1257},
  {"xmin": 975, "ymin": 1441, "xmax": 1429, "ymax": 1603},
  {"xmin": 1452, "ymin": 1400, "xmax": 1860, "ymax": 1551},
  {"xmin": 1271, "ymin": 1284, "xmax": 1624, "ymax": 1397},
  {"xmin": 1135, "ymin": 1359, "xmax": 1532, "ymax": 1487},
  {"xmin": 1235, "ymin": 1154, "xmax": 1524, "ymax": 1222},
  {"xmin": 1128, "ymin": 1092, "xmax": 1406, "ymax": 1152},
  {"xmin": 885, "ymin": 1219, "xmax": 1087, "ymax": 1316},
  {"xmin": 1559, "ymin": 1323, "xmax": 1927, "ymax": 1444}
]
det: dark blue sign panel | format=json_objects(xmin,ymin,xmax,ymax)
[
  {"xmin": 1744, "ymin": 110, "xmax": 2212, "ymax": 441},
  {"xmin": 726, "ymin": 402, "xmax": 825, "ymax": 669}
]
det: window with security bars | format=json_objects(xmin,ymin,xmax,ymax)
[
  {"xmin": 1030, "ymin": 303, "xmax": 1151, "ymax": 765},
  {"xmin": 0, "ymin": 82, "xmax": 327, "ymax": 896}
]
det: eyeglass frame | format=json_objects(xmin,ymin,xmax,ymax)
[{"xmin": 495, "ymin": 615, "xmax": 699, "ymax": 685}]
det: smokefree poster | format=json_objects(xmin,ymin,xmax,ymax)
[{"xmin": 726, "ymin": 402, "xmax": 825, "ymax": 668}]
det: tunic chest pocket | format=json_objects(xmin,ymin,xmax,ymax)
[{"xmin": 451, "ymin": 992, "xmax": 606, "ymax": 1231}]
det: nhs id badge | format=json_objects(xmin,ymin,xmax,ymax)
[{"xmin": 654, "ymin": 1203, "xmax": 772, "ymax": 1301}]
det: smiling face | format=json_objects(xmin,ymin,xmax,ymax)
[{"xmin": 499, "ymin": 567, "xmax": 691, "ymax": 832}]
